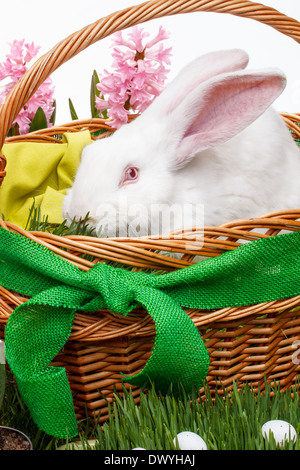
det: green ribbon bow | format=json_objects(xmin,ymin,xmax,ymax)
[{"xmin": 1, "ymin": 227, "xmax": 300, "ymax": 438}]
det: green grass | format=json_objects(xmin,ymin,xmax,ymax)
[
  {"xmin": 24, "ymin": 201, "xmax": 96, "ymax": 237},
  {"xmin": 68, "ymin": 381, "xmax": 300, "ymax": 451},
  {"xmin": 1, "ymin": 370, "xmax": 300, "ymax": 450}
]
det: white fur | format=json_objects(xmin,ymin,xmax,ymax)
[{"xmin": 63, "ymin": 49, "xmax": 300, "ymax": 237}]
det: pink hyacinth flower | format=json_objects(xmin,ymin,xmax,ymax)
[
  {"xmin": 95, "ymin": 26, "xmax": 172, "ymax": 129},
  {"xmin": 0, "ymin": 39, "xmax": 55, "ymax": 135}
]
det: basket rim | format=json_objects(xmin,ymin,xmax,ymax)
[{"xmin": 1, "ymin": 209, "xmax": 300, "ymax": 271}]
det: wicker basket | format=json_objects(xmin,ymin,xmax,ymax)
[{"xmin": 1, "ymin": 0, "xmax": 300, "ymax": 424}]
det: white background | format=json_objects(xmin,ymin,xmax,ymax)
[{"xmin": 1, "ymin": 0, "xmax": 300, "ymax": 125}]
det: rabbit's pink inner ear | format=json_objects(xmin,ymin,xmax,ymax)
[
  {"xmin": 175, "ymin": 73, "xmax": 286, "ymax": 167},
  {"xmin": 163, "ymin": 49, "xmax": 249, "ymax": 116}
]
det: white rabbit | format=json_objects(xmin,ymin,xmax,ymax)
[{"xmin": 63, "ymin": 49, "xmax": 300, "ymax": 238}]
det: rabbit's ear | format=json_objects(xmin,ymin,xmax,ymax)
[
  {"xmin": 167, "ymin": 69, "xmax": 286, "ymax": 169},
  {"xmin": 146, "ymin": 49, "xmax": 249, "ymax": 115}
]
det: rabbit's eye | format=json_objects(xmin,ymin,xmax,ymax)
[{"xmin": 120, "ymin": 166, "xmax": 139, "ymax": 186}]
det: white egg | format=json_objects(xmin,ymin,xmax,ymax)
[
  {"xmin": 174, "ymin": 431, "xmax": 207, "ymax": 450},
  {"xmin": 132, "ymin": 447, "xmax": 146, "ymax": 450},
  {"xmin": 56, "ymin": 439, "xmax": 97, "ymax": 450},
  {"xmin": 261, "ymin": 420, "xmax": 297, "ymax": 446}
]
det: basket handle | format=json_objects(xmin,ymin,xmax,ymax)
[{"xmin": 0, "ymin": 0, "xmax": 300, "ymax": 184}]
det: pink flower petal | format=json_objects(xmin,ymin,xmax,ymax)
[
  {"xmin": 112, "ymin": 31, "xmax": 136, "ymax": 51},
  {"xmin": 145, "ymin": 26, "xmax": 170, "ymax": 49},
  {"xmin": 24, "ymin": 42, "xmax": 40, "ymax": 63},
  {"xmin": 127, "ymin": 26, "xmax": 149, "ymax": 53}
]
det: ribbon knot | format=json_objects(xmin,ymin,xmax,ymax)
[{"xmin": 83, "ymin": 263, "xmax": 137, "ymax": 314}]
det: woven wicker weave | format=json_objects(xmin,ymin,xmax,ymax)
[{"xmin": 1, "ymin": 0, "xmax": 300, "ymax": 423}]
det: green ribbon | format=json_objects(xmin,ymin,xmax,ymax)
[{"xmin": 1, "ymin": 227, "xmax": 300, "ymax": 438}]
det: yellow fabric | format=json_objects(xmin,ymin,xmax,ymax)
[{"xmin": 0, "ymin": 131, "xmax": 92, "ymax": 228}]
